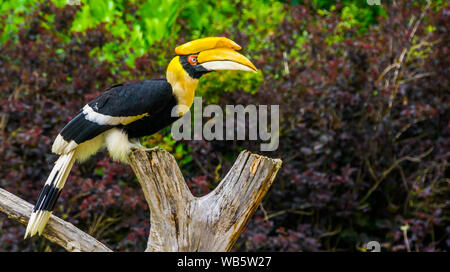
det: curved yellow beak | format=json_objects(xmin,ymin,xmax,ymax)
[
  {"xmin": 197, "ymin": 48, "xmax": 257, "ymax": 73},
  {"xmin": 175, "ymin": 37, "xmax": 258, "ymax": 73}
]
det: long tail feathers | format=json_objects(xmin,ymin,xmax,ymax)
[{"xmin": 25, "ymin": 151, "xmax": 76, "ymax": 238}]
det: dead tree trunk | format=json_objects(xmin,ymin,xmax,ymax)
[
  {"xmin": 129, "ymin": 148, "xmax": 282, "ymax": 252},
  {"xmin": 0, "ymin": 149, "xmax": 282, "ymax": 252}
]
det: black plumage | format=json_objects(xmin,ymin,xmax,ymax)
[
  {"xmin": 33, "ymin": 172, "xmax": 62, "ymax": 212},
  {"xmin": 123, "ymin": 95, "xmax": 179, "ymax": 138},
  {"xmin": 59, "ymin": 79, "xmax": 176, "ymax": 145},
  {"xmin": 60, "ymin": 113, "xmax": 113, "ymax": 144},
  {"xmin": 88, "ymin": 79, "xmax": 173, "ymax": 116}
]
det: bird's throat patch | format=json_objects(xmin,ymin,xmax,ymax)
[{"xmin": 167, "ymin": 56, "xmax": 199, "ymax": 112}]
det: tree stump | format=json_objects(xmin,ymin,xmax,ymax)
[{"xmin": 129, "ymin": 148, "xmax": 282, "ymax": 252}]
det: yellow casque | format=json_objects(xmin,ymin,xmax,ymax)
[{"xmin": 175, "ymin": 37, "xmax": 242, "ymax": 55}]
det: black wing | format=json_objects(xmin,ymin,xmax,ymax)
[
  {"xmin": 59, "ymin": 79, "xmax": 173, "ymax": 144},
  {"xmin": 87, "ymin": 79, "xmax": 173, "ymax": 117}
]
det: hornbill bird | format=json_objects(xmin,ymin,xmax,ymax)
[{"xmin": 24, "ymin": 37, "xmax": 257, "ymax": 238}]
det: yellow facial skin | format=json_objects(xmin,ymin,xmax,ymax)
[{"xmin": 166, "ymin": 56, "xmax": 199, "ymax": 115}]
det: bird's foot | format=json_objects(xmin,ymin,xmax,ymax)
[{"xmin": 130, "ymin": 144, "xmax": 163, "ymax": 153}]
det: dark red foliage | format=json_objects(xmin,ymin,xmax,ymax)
[
  {"xmin": 188, "ymin": 2, "xmax": 449, "ymax": 252},
  {"xmin": 0, "ymin": 2, "xmax": 160, "ymax": 251}
]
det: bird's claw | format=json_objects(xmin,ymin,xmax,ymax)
[{"xmin": 130, "ymin": 144, "xmax": 163, "ymax": 153}]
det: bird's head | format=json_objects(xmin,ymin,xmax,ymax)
[
  {"xmin": 166, "ymin": 37, "xmax": 257, "ymax": 115},
  {"xmin": 167, "ymin": 37, "xmax": 257, "ymax": 81}
]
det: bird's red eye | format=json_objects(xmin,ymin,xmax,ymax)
[{"xmin": 187, "ymin": 55, "xmax": 198, "ymax": 65}]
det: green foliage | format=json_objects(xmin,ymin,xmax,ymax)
[
  {"xmin": 198, "ymin": 70, "xmax": 264, "ymax": 104},
  {"xmin": 68, "ymin": 0, "xmax": 181, "ymax": 66},
  {"xmin": 69, "ymin": 0, "xmax": 286, "ymax": 68},
  {"xmin": 0, "ymin": 0, "xmax": 36, "ymax": 43},
  {"xmin": 312, "ymin": 0, "xmax": 386, "ymax": 31},
  {"xmin": 0, "ymin": 0, "xmax": 285, "ymax": 67},
  {"xmin": 4, "ymin": 0, "xmax": 383, "ymax": 67}
]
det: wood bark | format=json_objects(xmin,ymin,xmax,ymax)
[
  {"xmin": 0, "ymin": 188, "xmax": 112, "ymax": 252},
  {"xmin": 129, "ymin": 148, "xmax": 282, "ymax": 252},
  {"xmin": 0, "ymin": 149, "xmax": 282, "ymax": 252}
]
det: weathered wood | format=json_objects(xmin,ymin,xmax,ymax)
[
  {"xmin": 0, "ymin": 149, "xmax": 282, "ymax": 252},
  {"xmin": 128, "ymin": 148, "xmax": 282, "ymax": 252},
  {"xmin": 0, "ymin": 188, "xmax": 112, "ymax": 252}
]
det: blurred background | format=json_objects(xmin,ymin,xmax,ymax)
[{"xmin": 0, "ymin": 0, "xmax": 448, "ymax": 252}]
